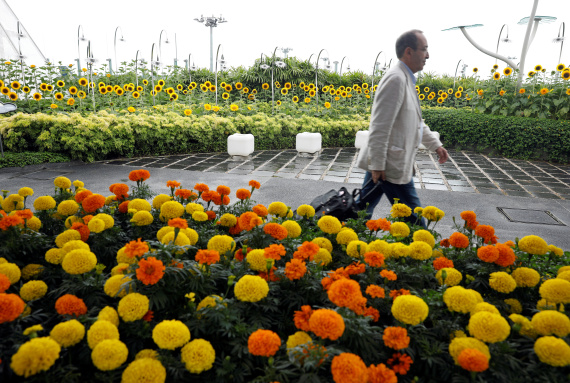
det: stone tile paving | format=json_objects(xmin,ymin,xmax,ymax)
[{"xmin": 103, "ymin": 148, "xmax": 570, "ymax": 200}]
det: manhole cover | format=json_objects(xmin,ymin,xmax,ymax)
[
  {"xmin": 10, "ymin": 170, "xmax": 73, "ymax": 180},
  {"xmin": 497, "ymin": 207, "xmax": 566, "ymax": 226}
]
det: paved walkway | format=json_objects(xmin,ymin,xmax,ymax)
[{"xmin": 104, "ymin": 148, "xmax": 570, "ymax": 200}]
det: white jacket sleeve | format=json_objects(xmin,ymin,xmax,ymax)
[{"xmin": 421, "ymin": 121, "xmax": 443, "ymax": 152}]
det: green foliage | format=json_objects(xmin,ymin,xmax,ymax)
[{"xmin": 0, "ymin": 150, "xmax": 70, "ymax": 168}]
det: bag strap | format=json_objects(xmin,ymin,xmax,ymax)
[{"xmin": 352, "ymin": 178, "xmax": 375, "ymax": 200}]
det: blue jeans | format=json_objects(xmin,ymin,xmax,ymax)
[{"xmin": 357, "ymin": 171, "xmax": 426, "ymax": 228}]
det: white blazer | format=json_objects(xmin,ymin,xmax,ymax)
[{"xmin": 357, "ymin": 61, "xmax": 442, "ymax": 184}]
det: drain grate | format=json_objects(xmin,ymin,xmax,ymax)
[{"xmin": 497, "ymin": 207, "xmax": 566, "ymax": 226}]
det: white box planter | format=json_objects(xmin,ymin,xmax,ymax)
[
  {"xmin": 227, "ymin": 133, "xmax": 254, "ymax": 157},
  {"xmin": 296, "ymin": 132, "xmax": 322, "ymax": 154},
  {"xmin": 419, "ymin": 131, "xmax": 440, "ymax": 150},
  {"xmin": 355, "ymin": 130, "xmax": 369, "ymax": 149}
]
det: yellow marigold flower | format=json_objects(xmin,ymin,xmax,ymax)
[
  {"xmin": 186, "ymin": 203, "xmax": 204, "ymax": 215},
  {"xmin": 346, "ymin": 240, "xmax": 368, "ymax": 257},
  {"xmin": 530, "ymin": 310, "xmax": 570, "ymax": 337},
  {"xmin": 207, "ymin": 235, "xmax": 235, "ymax": 255},
  {"xmin": 152, "ymin": 194, "xmax": 172, "ymax": 209},
  {"xmin": 391, "ymin": 295, "xmax": 429, "ymax": 325},
  {"xmin": 91, "ymin": 339, "xmax": 128, "ymax": 371},
  {"xmin": 130, "ymin": 211, "xmax": 154, "ymax": 226},
  {"xmin": 1, "ymin": 194, "xmax": 24, "ymax": 212},
  {"xmin": 558, "ymin": 271, "xmax": 570, "ymax": 282},
  {"xmin": 286, "ymin": 331, "xmax": 312, "ymax": 349},
  {"xmin": 412, "ymin": 229, "xmax": 435, "ymax": 248},
  {"xmin": 449, "ymin": 337, "xmax": 490, "ymax": 365},
  {"xmin": 468, "ymin": 312, "xmax": 510, "ymax": 343},
  {"xmin": 539, "ymin": 278, "xmax": 570, "ymax": 304},
  {"xmin": 50, "ymin": 319, "xmax": 85, "ymax": 347},
  {"xmin": 408, "ymin": 241, "xmax": 432, "ymax": 260},
  {"xmin": 152, "ymin": 320, "xmax": 191, "ymax": 350},
  {"xmin": 504, "ymin": 298, "xmax": 523, "ymax": 314},
  {"xmin": 94, "ymin": 213, "xmax": 114, "ymax": 229},
  {"xmin": 313, "ymin": 248, "xmax": 332, "ymax": 266},
  {"xmin": 98, "ymin": 306, "xmax": 120, "ymax": 326},
  {"xmin": 104, "ymin": 275, "xmax": 133, "ymax": 298},
  {"xmin": 62, "ymin": 249, "xmax": 97, "ymax": 275},
  {"xmin": 192, "ymin": 211, "xmax": 208, "ymax": 222},
  {"xmin": 135, "ymin": 349, "xmax": 159, "ymax": 360},
  {"xmin": 297, "ymin": 204, "xmax": 315, "ymax": 218},
  {"xmin": 470, "ymin": 302, "xmax": 500, "ymax": 316},
  {"xmin": 218, "ymin": 213, "xmax": 237, "ymax": 227},
  {"xmin": 312, "ymin": 237, "xmax": 333, "ymax": 252},
  {"xmin": 45, "ymin": 248, "xmax": 65, "ymax": 265},
  {"xmin": 54, "ymin": 176, "xmax": 72, "ymax": 189},
  {"xmin": 87, "ymin": 320, "xmax": 120, "ymax": 349},
  {"xmin": 128, "ymin": 199, "xmax": 152, "ymax": 212},
  {"xmin": 21, "ymin": 264, "xmax": 43, "ymax": 280},
  {"xmin": 117, "ymin": 293, "xmax": 149, "ymax": 322},
  {"xmin": 57, "ymin": 200, "xmax": 79, "ymax": 216},
  {"xmin": 281, "ymin": 220, "xmax": 301, "ymax": 238},
  {"xmin": 389, "ymin": 222, "xmax": 410, "ymax": 238},
  {"xmin": 489, "ymin": 271, "xmax": 517, "ymax": 293},
  {"xmin": 558, "ymin": 266, "xmax": 570, "ymax": 275},
  {"xmin": 180, "ymin": 339, "xmax": 216, "ymax": 373},
  {"xmin": 368, "ymin": 240, "xmax": 391, "ymax": 257},
  {"xmin": 509, "ymin": 313, "xmax": 537, "ymax": 338},
  {"xmin": 511, "ymin": 267, "xmax": 540, "ymax": 287},
  {"xmin": 160, "ymin": 201, "xmax": 184, "ymax": 219},
  {"xmin": 33, "ymin": 196, "xmax": 56, "ymax": 211},
  {"xmin": 268, "ymin": 201, "xmax": 289, "ymax": 217},
  {"xmin": 317, "ymin": 215, "xmax": 342, "ymax": 234},
  {"xmin": 390, "ymin": 242, "xmax": 410, "ymax": 258},
  {"xmin": 548, "ymin": 244, "xmax": 564, "ymax": 256},
  {"xmin": 246, "ymin": 249, "xmax": 273, "ymax": 271},
  {"xmin": 533, "ymin": 336, "xmax": 570, "ymax": 367},
  {"xmin": 436, "ymin": 268, "xmax": 462, "ymax": 286},
  {"xmin": 87, "ymin": 218, "xmax": 105, "ymax": 233},
  {"xmin": 336, "ymin": 228, "xmax": 359, "ymax": 245},
  {"xmin": 161, "ymin": 231, "xmax": 192, "ymax": 246},
  {"xmin": 234, "ymin": 275, "xmax": 269, "ymax": 302},
  {"xmin": 443, "ymin": 286, "xmax": 482, "ymax": 313},
  {"xmin": 19, "ymin": 280, "xmax": 48, "ymax": 302},
  {"xmin": 390, "ymin": 203, "xmax": 411, "ymax": 218},
  {"xmin": 10, "ymin": 337, "xmax": 61, "ymax": 377},
  {"xmin": 17, "ymin": 187, "xmax": 34, "ymax": 197},
  {"xmin": 0, "ymin": 263, "xmax": 21, "ymax": 284},
  {"xmin": 422, "ymin": 206, "xmax": 444, "ymax": 222},
  {"xmin": 55, "ymin": 230, "xmax": 81, "ymax": 248},
  {"xmin": 122, "ymin": 358, "xmax": 166, "ymax": 382},
  {"xmin": 518, "ymin": 235, "xmax": 548, "ymax": 255},
  {"xmin": 537, "ymin": 298, "xmax": 564, "ymax": 312}
]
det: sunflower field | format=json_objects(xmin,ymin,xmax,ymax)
[{"xmin": 0, "ymin": 171, "xmax": 569, "ymax": 382}]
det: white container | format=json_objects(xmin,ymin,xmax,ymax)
[
  {"xmin": 355, "ymin": 130, "xmax": 369, "ymax": 149},
  {"xmin": 296, "ymin": 132, "xmax": 322, "ymax": 154},
  {"xmin": 227, "ymin": 133, "xmax": 254, "ymax": 157},
  {"xmin": 419, "ymin": 131, "xmax": 440, "ymax": 150}
]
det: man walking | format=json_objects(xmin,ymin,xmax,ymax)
[{"xmin": 357, "ymin": 29, "xmax": 449, "ymax": 226}]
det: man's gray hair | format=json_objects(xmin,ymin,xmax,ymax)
[{"xmin": 395, "ymin": 30, "xmax": 424, "ymax": 59}]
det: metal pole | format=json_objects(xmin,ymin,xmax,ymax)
[
  {"xmin": 495, "ymin": 24, "xmax": 509, "ymax": 65},
  {"xmin": 87, "ymin": 41, "xmax": 96, "ymax": 111},
  {"xmin": 114, "ymin": 26, "xmax": 124, "ymax": 74},
  {"xmin": 453, "ymin": 59, "xmax": 463, "ymax": 89},
  {"xmin": 340, "ymin": 56, "xmax": 347, "ymax": 75},
  {"xmin": 151, "ymin": 43, "xmax": 157, "ymax": 106},
  {"xmin": 210, "ymin": 26, "xmax": 214, "ymax": 72},
  {"xmin": 215, "ymin": 44, "xmax": 222, "ymax": 105},
  {"xmin": 77, "ymin": 25, "xmax": 85, "ymax": 76},
  {"xmin": 135, "ymin": 50, "xmax": 140, "ymax": 88},
  {"xmin": 516, "ymin": 0, "xmax": 539, "ymax": 88},
  {"xmin": 558, "ymin": 22, "xmax": 566, "ymax": 64}
]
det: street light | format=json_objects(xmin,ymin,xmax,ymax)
[
  {"xmin": 553, "ymin": 22, "xmax": 565, "ymax": 64},
  {"xmin": 174, "ymin": 33, "xmax": 178, "ymax": 67},
  {"xmin": 184, "ymin": 53, "xmax": 197, "ymax": 82},
  {"xmin": 214, "ymin": 44, "xmax": 229, "ymax": 105},
  {"xmin": 85, "ymin": 41, "xmax": 97, "ymax": 111},
  {"xmin": 453, "ymin": 59, "xmax": 465, "ymax": 89},
  {"xmin": 315, "ymin": 48, "xmax": 330, "ymax": 111},
  {"xmin": 16, "ymin": 21, "xmax": 26, "ymax": 80},
  {"xmin": 495, "ymin": 24, "xmax": 512, "ymax": 66},
  {"xmin": 158, "ymin": 30, "xmax": 169, "ymax": 74},
  {"xmin": 134, "ymin": 50, "xmax": 147, "ymax": 89},
  {"xmin": 260, "ymin": 47, "xmax": 286, "ymax": 114},
  {"xmin": 339, "ymin": 56, "xmax": 350, "ymax": 75},
  {"xmin": 194, "ymin": 15, "xmax": 228, "ymax": 72},
  {"xmin": 77, "ymin": 25, "xmax": 87, "ymax": 76},
  {"xmin": 150, "ymin": 43, "xmax": 160, "ymax": 106},
  {"xmin": 113, "ymin": 26, "xmax": 126, "ymax": 74},
  {"xmin": 280, "ymin": 47, "xmax": 293, "ymax": 58}
]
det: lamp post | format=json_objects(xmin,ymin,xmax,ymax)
[
  {"xmin": 16, "ymin": 21, "xmax": 25, "ymax": 81},
  {"xmin": 280, "ymin": 47, "xmax": 293, "ymax": 58},
  {"xmin": 194, "ymin": 15, "xmax": 227, "ymax": 72},
  {"xmin": 495, "ymin": 24, "xmax": 511, "ymax": 66},
  {"xmin": 184, "ymin": 53, "xmax": 196, "ymax": 82},
  {"xmin": 113, "ymin": 26, "xmax": 125, "ymax": 74},
  {"xmin": 150, "ymin": 43, "xmax": 160, "ymax": 106},
  {"xmin": 134, "ymin": 50, "xmax": 147, "ymax": 89},
  {"xmin": 77, "ymin": 25, "xmax": 87, "ymax": 76},
  {"xmin": 315, "ymin": 48, "xmax": 330, "ymax": 111},
  {"xmin": 174, "ymin": 33, "xmax": 178, "ymax": 67},
  {"xmin": 553, "ymin": 22, "xmax": 565, "ymax": 64},
  {"xmin": 453, "ymin": 59, "xmax": 464, "ymax": 89},
  {"xmin": 260, "ymin": 47, "xmax": 286, "ymax": 114},
  {"xmin": 339, "ymin": 56, "xmax": 350, "ymax": 75},
  {"xmin": 214, "ymin": 44, "xmax": 229, "ymax": 105},
  {"xmin": 158, "ymin": 30, "xmax": 169, "ymax": 74},
  {"xmin": 85, "ymin": 41, "xmax": 97, "ymax": 111}
]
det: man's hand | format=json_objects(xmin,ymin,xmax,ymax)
[
  {"xmin": 371, "ymin": 170, "xmax": 386, "ymax": 183},
  {"xmin": 435, "ymin": 146, "xmax": 449, "ymax": 164}
]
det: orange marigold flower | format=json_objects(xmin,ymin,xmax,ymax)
[
  {"xmin": 440, "ymin": 238, "xmax": 450, "ymax": 247},
  {"xmin": 238, "ymin": 212, "xmax": 259, "ymax": 231},
  {"xmin": 285, "ymin": 259, "xmax": 307, "ymax": 280},
  {"xmin": 118, "ymin": 200, "xmax": 130, "ymax": 213},
  {"xmin": 0, "ymin": 274, "xmax": 10, "ymax": 293},
  {"xmin": 143, "ymin": 310, "xmax": 154, "ymax": 322},
  {"xmin": 249, "ymin": 180, "xmax": 261, "ymax": 189},
  {"xmin": 388, "ymin": 352, "xmax": 413, "ymax": 375},
  {"xmin": 366, "ymin": 284, "xmax": 385, "ymax": 299},
  {"xmin": 477, "ymin": 245, "xmax": 499, "ymax": 263},
  {"xmin": 433, "ymin": 256, "xmax": 454, "ymax": 271},
  {"xmin": 364, "ymin": 306, "xmax": 380, "ymax": 322},
  {"xmin": 475, "ymin": 224, "xmax": 495, "ymax": 244},
  {"xmin": 264, "ymin": 244, "xmax": 286, "ymax": 260},
  {"xmin": 111, "ymin": 183, "xmax": 129, "ymax": 200},
  {"xmin": 166, "ymin": 180, "xmax": 181, "ymax": 188},
  {"xmin": 293, "ymin": 241, "xmax": 320, "ymax": 260},
  {"xmin": 124, "ymin": 238, "xmax": 149, "ymax": 258},
  {"xmin": 211, "ymin": 192, "xmax": 230, "ymax": 206},
  {"xmin": 449, "ymin": 232, "xmax": 470, "ymax": 248},
  {"xmin": 504, "ymin": 240, "xmax": 515, "ymax": 248},
  {"xmin": 345, "ymin": 262, "xmax": 366, "ymax": 276},
  {"xmin": 194, "ymin": 183, "xmax": 209, "ymax": 192},
  {"xmin": 82, "ymin": 215, "xmax": 94, "ymax": 224},
  {"xmin": 216, "ymin": 185, "xmax": 231, "ymax": 196},
  {"xmin": 55, "ymin": 294, "xmax": 87, "ymax": 317},
  {"xmin": 201, "ymin": 190, "xmax": 214, "ymax": 202},
  {"xmin": 383, "ymin": 326, "xmax": 410, "ymax": 350},
  {"xmin": 195, "ymin": 249, "xmax": 220, "ymax": 265},
  {"xmin": 82, "ymin": 194, "xmax": 106, "ymax": 213},
  {"xmin": 466, "ymin": 220, "xmax": 479, "ymax": 230},
  {"xmin": 460, "ymin": 211, "xmax": 477, "ymax": 223},
  {"xmin": 70, "ymin": 222, "xmax": 90, "ymax": 242},
  {"xmin": 366, "ymin": 218, "xmax": 391, "ymax": 231},
  {"xmin": 495, "ymin": 243, "xmax": 516, "ymax": 267},
  {"xmin": 327, "ymin": 278, "xmax": 366, "ymax": 312},
  {"xmin": 236, "ymin": 188, "xmax": 251, "ymax": 200},
  {"xmin": 380, "ymin": 270, "xmax": 397, "ymax": 281},
  {"xmin": 168, "ymin": 218, "xmax": 188, "ymax": 229},
  {"xmin": 206, "ymin": 210, "xmax": 216, "ymax": 221},
  {"xmin": 234, "ymin": 247, "xmax": 251, "ymax": 261},
  {"xmin": 0, "ymin": 293, "xmax": 25, "ymax": 323},
  {"xmin": 389, "ymin": 289, "xmax": 410, "ymax": 299},
  {"xmin": 129, "ymin": 169, "xmax": 150, "ymax": 182},
  {"xmin": 294, "ymin": 305, "xmax": 313, "ymax": 331},
  {"xmin": 229, "ymin": 221, "xmax": 243, "ymax": 235},
  {"xmin": 309, "ymin": 309, "xmax": 345, "ymax": 340},
  {"xmin": 75, "ymin": 189, "xmax": 93, "ymax": 203},
  {"xmin": 0, "ymin": 215, "xmax": 24, "ymax": 230},
  {"xmin": 263, "ymin": 223, "xmax": 288, "ymax": 240},
  {"xmin": 331, "ymin": 353, "xmax": 369, "ymax": 383},
  {"xmin": 248, "ymin": 329, "xmax": 281, "ymax": 357},
  {"xmin": 321, "ymin": 272, "xmax": 347, "ymax": 291},
  {"xmin": 368, "ymin": 363, "xmax": 397, "ymax": 383},
  {"xmin": 457, "ymin": 348, "xmax": 489, "ymax": 372},
  {"xmin": 136, "ymin": 257, "xmax": 165, "ymax": 285},
  {"xmin": 258, "ymin": 266, "xmax": 279, "ymax": 282},
  {"xmin": 252, "ymin": 204, "xmax": 268, "ymax": 217},
  {"xmin": 175, "ymin": 189, "xmax": 196, "ymax": 200},
  {"xmin": 364, "ymin": 251, "xmax": 385, "ymax": 268}
]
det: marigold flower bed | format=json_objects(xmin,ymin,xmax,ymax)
[{"xmin": 0, "ymin": 171, "xmax": 569, "ymax": 382}]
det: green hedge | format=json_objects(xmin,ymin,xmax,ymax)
[{"xmin": 1, "ymin": 107, "xmax": 569, "ymax": 163}]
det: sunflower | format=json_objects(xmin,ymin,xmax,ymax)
[
  {"xmin": 235, "ymin": 82, "xmax": 243, "ymax": 90},
  {"xmin": 170, "ymin": 93, "xmax": 178, "ymax": 101},
  {"xmin": 324, "ymin": 101, "xmax": 331, "ymax": 108},
  {"xmin": 50, "ymin": 104, "xmax": 58, "ymax": 109},
  {"xmin": 68, "ymin": 86, "xmax": 78, "ymax": 95},
  {"xmin": 292, "ymin": 96, "xmax": 299, "ymax": 103},
  {"xmin": 8, "ymin": 92, "xmax": 17, "ymax": 101},
  {"xmin": 230, "ymin": 104, "xmax": 238, "ymax": 111},
  {"xmin": 437, "ymin": 98, "xmax": 444, "ymax": 104},
  {"xmin": 341, "ymin": 91, "xmax": 347, "ymax": 98},
  {"xmin": 116, "ymin": 88, "xmax": 124, "ymax": 96},
  {"xmin": 248, "ymin": 94, "xmax": 255, "ymax": 100},
  {"xmin": 275, "ymin": 81, "xmax": 281, "ymax": 88},
  {"xmin": 55, "ymin": 92, "xmax": 64, "ymax": 100},
  {"xmin": 418, "ymin": 94, "xmax": 425, "ymax": 100},
  {"xmin": 304, "ymin": 97, "xmax": 311, "ymax": 103},
  {"xmin": 143, "ymin": 79, "xmax": 149, "ymax": 85},
  {"xmin": 56, "ymin": 80, "xmax": 65, "ymax": 87},
  {"xmin": 99, "ymin": 87, "xmax": 108, "ymax": 95},
  {"xmin": 562, "ymin": 71, "xmax": 570, "ymax": 80},
  {"xmin": 276, "ymin": 100, "xmax": 282, "ymax": 106},
  {"xmin": 132, "ymin": 91, "xmax": 140, "ymax": 98},
  {"xmin": 67, "ymin": 98, "xmax": 75, "ymax": 106},
  {"xmin": 534, "ymin": 65, "xmax": 542, "ymax": 71},
  {"xmin": 556, "ymin": 63, "xmax": 565, "ymax": 71},
  {"xmin": 299, "ymin": 81, "xmax": 305, "ymax": 88},
  {"xmin": 503, "ymin": 68, "xmax": 512, "ymax": 76},
  {"xmin": 1, "ymin": 87, "xmax": 9, "ymax": 95},
  {"xmin": 499, "ymin": 90, "xmax": 505, "ymax": 96},
  {"xmin": 427, "ymin": 93, "xmax": 435, "ymax": 100},
  {"xmin": 519, "ymin": 88, "xmax": 526, "ymax": 94},
  {"xmin": 528, "ymin": 71, "xmax": 536, "ymax": 77},
  {"xmin": 493, "ymin": 64, "xmax": 499, "ymax": 70},
  {"xmin": 222, "ymin": 92, "xmax": 229, "ymax": 100},
  {"xmin": 455, "ymin": 91, "xmax": 461, "ymax": 98},
  {"xmin": 447, "ymin": 88, "xmax": 453, "ymax": 94},
  {"xmin": 176, "ymin": 84, "xmax": 183, "ymax": 91},
  {"xmin": 158, "ymin": 79, "xmax": 165, "ymax": 87},
  {"xmin": 458, "ymin": 86, "xmax": 464, "ymax": 92},
  {"xmin": 242, "ymin": 87, "xmax": 249, "ymax": 93},
  {"xmin": 262, "ymin": 83, "xmax": 269, "ymax": 90},
  {"xmin": 493, "ymin": 72, "xmax": 501, "ymax": 80},
  {"xmin": 22, "ymin": 86, "xmax": 30, "ymax": 93},
  {"xmin": 309, "ymin": 90, "xmax": 316, "ymax": 97},
  {"xmin": 442, "ymin": 92, "xmax": 448, "ymax": 99},
  {"xmin": 40, "ymin": 83, "xmax": 48, "ymax": 91},
  {"xmin": 78, "ymin": 91, "xmax": 86, "ymax": 99},
  {"xmin": 473, "ymin": 68, "xmax": 478, "ymax": 73},
  {"xmin": 47, "ymin": 84, "xmax": 54, "ymax": 91},
  {"xmin": 10, "ymin": 81, "xmax": 21, "ymax": 90},
  {"xmin": 209, "ymin": 85, "xmax": 216, "ymax": 92},
  {"xmin": 281, "ymin": 88, "xmax": 288, "ymax": 95},
  {"xmin": 567, "ymin": 89, "xmax": 570, "ymax": 95},
  {"xmin": 224, "ymin": 84, "xmax": 232, "ymax": 92},
  {"xmin": 106, "ymin": 85, "xmax": 113, "ymax": 93},
  {"xmin": 137, "ymin": 86, "xmax": 143, "ymax": 92},
  {"xmin": 285, "ymin": 82, "xmax": 291, "ymax": 89},
  {"xmin": 31, "ymin": 92, "xmax": 42, "ymax": 101},
  {"xmin": 540, "ymin": 88, "xmax": 549, "ymax": 95}
]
